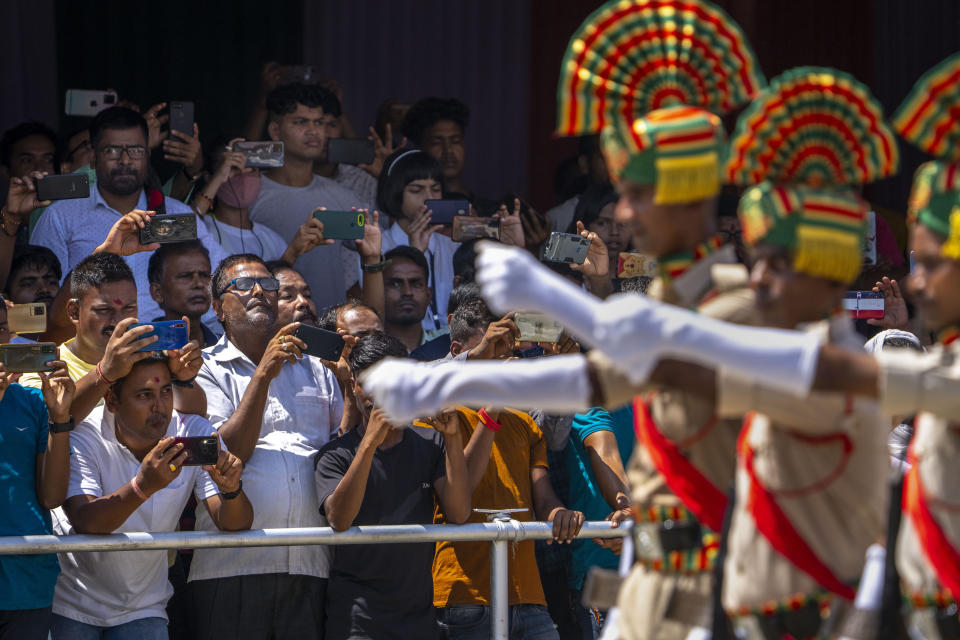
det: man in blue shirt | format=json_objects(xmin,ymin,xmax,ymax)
[
  {"xmin": 0, "ymin": 304, "xmax": 77, "ymax": 639},
  {"xmin": 564, "ymin": 405, "xmax": 635, "ymax": 639},
  {"xmin": 30, "ymin": 106, "xmax": 227, "ymax": 323}
]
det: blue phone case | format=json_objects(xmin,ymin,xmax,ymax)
[{"xmin": 131, "ymin": 320, "xmax": 189, "ymax": 352}]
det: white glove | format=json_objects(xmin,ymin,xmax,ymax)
[
  {"xmin": 475, "ymin": 242, "xmax": 822, "ymax": 396},
  {"xmin": 358, "ymin": 355, "xmax": 592, "ymax": 424}
]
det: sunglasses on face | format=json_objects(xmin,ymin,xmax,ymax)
[{"xmin": 225, "ymin": 277, "xmax": 280, "ymax": 293}]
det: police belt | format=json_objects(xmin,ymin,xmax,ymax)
[{"xmin": 632, "ymin": 519, "xmax": 704, "ymax": 561}]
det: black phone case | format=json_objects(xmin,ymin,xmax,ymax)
[
  {"xmin": 171, "ymin": 436, "xmax": 219, "ymax": 466},
  {"xmin": 295, "ymin": 325, "xmax": 345, "ymax": 362},
  {"xmin": 327, "ymin": 139, "xmax": 375, "ymax": 165},
  {"xmin": 169, "ymin": 101, "xmax": 195, "ymax": 136},
  {"xmin": 425, "ymin": 199, "xmax": 470, "ymax": 225},
  {"xmin": 0, "ymin": 342, "xmax": 57, "ymax": 373},
  {"xmin": 139, "ymin": 213, "xmax": 198, "ymax": 244},
  {"xmin": 36, "ymin": 174, "xmax": 90, "ymax": 201}
]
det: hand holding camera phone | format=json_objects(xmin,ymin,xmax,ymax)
[
  {"xmin": 452, "ymin": 216, "xmax": 499, "ymax": 242},
  {"xmin": 515, "ymin": 313, "xmax": 564, "ymax": 343},
  {"xmin": 128, "ymin": 320, "xmax": 190, "ymax": 352},
  {"xmin": 0, "ymin": 343, "xmax": 57, "ymax": 373},
  {"xmin": 312, "ymin": 209, "xmax": 365, "ymax": 240},
  {"xmin": 542, "ymin": 232, "xmax": 591, "ymax": 265},
  {"xmin": 168, "ymin": 101, "xmax": 195, "ymax": 137},
  {"xmin": 294, "ymin": 324, "xmax": 346, "ymax": 362},
  {"xmin": 36, "ymin": 174, "xmax": 90, "ymax": 202},
  {"xmin": 842, "ymin": 291, "xmax": 885, "ymax": 319},
  {"xmin": 235, "ymin": 141, "xmax": 285, "ymax": 168},
  {"xmin": 165, "ymin": 436, "xmax": 219, "ymax": 466},
  {"xmin": 424, "ymin": 199, "xmax": 470, "ymax": 226},
  {"xmin": 139, "ymin": 213, "xmax": 198, "ymax": 245}
]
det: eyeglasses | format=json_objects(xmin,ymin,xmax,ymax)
[
  {"xmin": 99, "ymin": 144, "xmax": 147, "ymax": 160},
  {"xmin": 225, "ymin": 277, "xmax": 280, "ymax": 293}
]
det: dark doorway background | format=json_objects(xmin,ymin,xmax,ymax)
[{"xmin": 2, "ymin": 0, "xmax": 958, "ymax": 228}]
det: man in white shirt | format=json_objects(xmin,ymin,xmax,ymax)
[
  {"xmin": 250, "ymin": 83, "xmax": 374, "ymax": 312},
  {"xmin": 192, "ymin": 254, "xmax": 344, "ymax": 640},
  {"xmin": 51, "ymin": 358, "xmax": 251, "ymax": 639},
  {"xmin": 30, "ymin": 107, "xmax": 228, "ymax": 322}
]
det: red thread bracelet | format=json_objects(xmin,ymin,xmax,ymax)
[
  {"xmin": 96, "ymin": 362, "xmax": 116, "ymax": 386},
  {"xmin": 478, "ymin": 409, "xmax": 502, "ymax": 433}
]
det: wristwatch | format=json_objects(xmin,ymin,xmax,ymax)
[
  {"xmin": 49, "ymin": 417, "xmax": 76, "ymax": 434},
  {"xmin": 220, "ymin": 480, "xmax": 243, "ymax": 501},
  {"xmin": 361, "ymin": 255, "xmax": 392, "ymax": 273}
]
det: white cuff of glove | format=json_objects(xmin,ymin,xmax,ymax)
[{"xmin": 359, "ymin": 355, "xmax": 592, "ymax": 424}]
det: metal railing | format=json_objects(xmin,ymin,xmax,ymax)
[{"xmin": 0, "ymin": 518, "xmax": 631, "ymax": 640}]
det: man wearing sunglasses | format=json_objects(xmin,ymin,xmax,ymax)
[
  {"xmin": 31, "ymin": 107, "xmax": 228, "ymax": 324},
  {"xmin": 191, "ymin": 254, "xmax": 344, "ymax": 640}
]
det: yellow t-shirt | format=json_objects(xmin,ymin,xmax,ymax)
[
  {"xmin": 19, "ymin": 339, "xmax": 96, "ymax": 395},
  {"xmin": 433, "ymin": 407, "xmax": 549, "ymax": 607}
]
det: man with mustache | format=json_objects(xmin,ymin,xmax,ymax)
[
  {"xmin": 30, "ymin": 106, "xmax": 228, "ymax": 323},
  {"xmin": 19, "ymin": 250, "xmax": 205, "ymax": 424},
  {"xmin": 3, "ymin": 245, "xmax": 61, "ymax": 312},
  {"xmin": 191, "ymin": 254, "xmax": 344, "ymax": 640},
  {"xmin": 382, "ymin": 245, "xmax": 445, "ymax": 353},
  {"xmin": 148, "ymin": 241, "xmax": 219, "ymax": 349},
  {"xmin": 50, "ymin": 357, "xmax": 251, "ymax": 639}
]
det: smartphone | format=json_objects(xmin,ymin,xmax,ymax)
[
  {"xmin": 843, "ymin": 291, "xmax": 885, "ymax": 319},
  {"xmin": 168, "ymin": 101, "xmax": 195, "ymax": 137},
  {"xmin": 312, "ymin": 209, "xmax": 365, "ymax": 240},
  {"xmin": 7, "ymin": 303, "xmax": 47, "ymax": 334},
  {"xmin": 515, "ymin": 313, "xmax": 563, "ymax": 343},
  {"xmin": 139, "ymin": 213, "xmax": 198, "ymax": 245},
  {"xmin": 452, "ymin": 216, "xmax": 499, "ymax": 242},
  {"xmin": 234, "ymin": 141, "xmax": 285, "ymax": 168},
  {"xmin": 425, "ymin": 199, "xmax": 470, "ymax": 225},
  {"xmin": 542, "ymin": 232, "xmax": 590, "ymax": 265},
  {"xmin": 129, "ymin": 320, "xmax": 189, "ymax": 352},
  {"xmin": 65, "ymin": 89, "xmax": 117, "ymax": 116},
  {"xmin": 514, "ymin": 345, "xmax": 545, "ymax": 359},
  {"xmin": 36, "ymin": 174, "xmax": 90, "ymax": 201},
  {"xmin": 863, "ymin": 211, "xmax": 877, "ymax": 265},
  {"xmin": 168, "ymin": 436, "xmax": 219, "ymax": 466},
  {"xmin": 617, "ymin": 252, "xmax": 658, "ymax": 278},
  {"xmin": 0, "ymin": 342, "xmax": 57, "ymax": 373},
  {"xmin": 327, "ymin": 139, "xmax": 375, "ymax": 165},
  {"xmin": 295, "ymin": 324, "xmax": 346, "ymax": 361},
  {"xmin": 281, "ymin": 65, "xmax": 318, "ymax": 84}
]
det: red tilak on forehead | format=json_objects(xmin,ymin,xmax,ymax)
[
  {"xmin": 153, "ymin": 377, "xmax": 160, "ymax": 383},
  {"xmin": 113, "ymin": 299, "xmax": 123, "ymax": 306}
]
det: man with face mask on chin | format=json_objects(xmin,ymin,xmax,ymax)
[
  {"xmin": 30, "ymin": 107, "xmax": 228, "ymax": 323},
  {"xmin": 193, "ymin": 139, "xmax": 331, "ymax": 265}
]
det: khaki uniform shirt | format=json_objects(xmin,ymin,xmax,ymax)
[
  {"xmin": 608, "ymin": 246, "xmax": 755, "ymax": 640},
  {"xmin": 717, "ymin": 316, "xmax": 888, "ymax": 612},
  {"xmin": 878, "ymin": 342, "xmax": 960, "ymax": 600}
]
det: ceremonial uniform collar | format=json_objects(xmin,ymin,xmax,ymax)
[{"xmin": 650, "ymin": 241, "xmax": 738, "ymax": 308}]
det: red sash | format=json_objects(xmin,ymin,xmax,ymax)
[
  {"xmin": 738, "ymin": 413, "xmax": 856, "ymax": 600},
  {"xmin": 633, "ymin": 397, "xmax": 727, "ymax": 531},
  {"xmin": 903, "ymin": 436, "xmax": 960, "ymax": 600}
]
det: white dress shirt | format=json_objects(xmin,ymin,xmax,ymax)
[
  {"xmin": 30, "ymin": 185, "xmax": 228, "ymax": 323},
  {"xmin": 52, "ymin": 408, "xmax": 221, "ymax": 627},
  {"xmin": 380, "ymin": 223, "xmax": 460, "ymax": 331},
  {"xmin": 190, "ymin": 334, "xmax": 344, "ymax": 581}
]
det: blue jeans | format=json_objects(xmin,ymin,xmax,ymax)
[
  {"xmin": 439, "ymin": 604, "xmax": 559, "ymax": 640},
  {"xmin": 50, "ymin": 615, "xmax": 167, "ymax": 640}
]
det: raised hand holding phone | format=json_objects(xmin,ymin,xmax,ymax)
[
  {"xmin": 96, "ymin": 210, "xmax": 161, "ymax": 256},
  {"xmin": 163, "ymin": 122, "xmax": 204, "ymax": 178},
  {"xmin": 39, "ymin": 357, "xmax": 76, "ymax": 423},
  {"xmin": 98, "ymin": 318, "xmax": 159, "ymax": 383},
  {"xmin": 0, "ymin": 364, "xmax": 22, "ymax": 404},
  {"xmin": 359, "ymin": 124, "xmax": 406, "ymax": 178},
  {"xmin": 867, "ymin": 276, "xmax": 909, "ymax": 329},
  {"xmin": 4, "ymin": 171, "xmax": 51, "ymax": 221}
]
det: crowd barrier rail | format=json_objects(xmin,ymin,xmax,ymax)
[{"xmin": 0, "ymin": 517, "xmax": 632, "ymax": 640}]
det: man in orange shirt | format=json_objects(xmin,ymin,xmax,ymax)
[{"xmin": 434, "ymin": 299, "xmax": 584, "ymax": 640}]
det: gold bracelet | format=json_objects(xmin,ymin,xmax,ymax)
[{"xmin": 0, "ymin": 209, "xmax": 20, "ymax": 237}]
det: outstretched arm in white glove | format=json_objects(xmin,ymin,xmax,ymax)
[
  {"xmin": 474, "ymin": 242, "xmax": 823, "ymax": 396},
  {"xmin": 358, "ymin": 355, "xmax": 593, "ymax": 425}
]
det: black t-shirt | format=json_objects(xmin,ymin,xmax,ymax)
[{"xmin": 315, "ymin": 426, "xmax": 446, "ymax": 640}]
